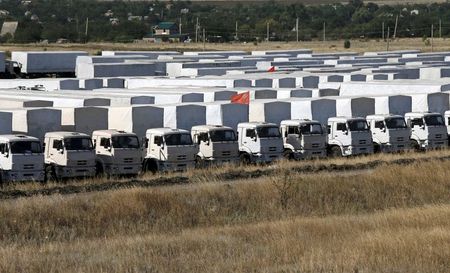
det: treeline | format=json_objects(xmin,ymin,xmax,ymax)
[{"xmin": 0, "ymin": 0, "xmax": 449, "ymax": 43}]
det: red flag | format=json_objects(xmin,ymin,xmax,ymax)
[
  {"xmin": 268, "ymin": 66, "xmax": 276, "ymax": 72},
  {"xmin": 230, "ymin": 91, "xmax": 250, "ymax": 105}
]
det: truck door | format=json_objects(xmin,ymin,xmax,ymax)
[
  {"xmin": 373, "ymin": 120, "xmax": 387, "ymax": 143},
  {"xmin": 50, "ymin": 138, "xmax": 65, "ymax": 164},
  {"xmin": 333, "ymin": 122, "xmax": 348, "ymax": 145}
]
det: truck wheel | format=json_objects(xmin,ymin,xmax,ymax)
[
  {"xmin": 410, "ymin": 140, "xmax": 421, "ymax": 152},
  {"xmin": 0, "ymin": 171, "xmax": 3, "ymax": 187},
  {"xmin": 239, "ymin": 153, "xmax": 251, "ymax": 165},
  {"xmin": 95, "ymin": 162, "xmax": 105, "ymax": 177},
  {"xmin": 195, "ymin": 156, "xmax": 206, "ymax": 168},
  {"xmin": 373, "ymin": 143, "xmax": 381, "ymax": 153},
  {"xmin": 329, "ymin": 146, "xmax": 342, "ymax": 157},
  {"xmin": 283, "ymin": 150, "xmax": 294, "ymax": 160},
  {"xmin": 45, "ymin": 166, "xmax": 58, "ymax": 182},
  {"xmin": 144, "ymin": 160, "xmax": 158, "ymax": 174}
]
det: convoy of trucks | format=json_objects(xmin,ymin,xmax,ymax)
[{"xmin": 1, "ymin": 111, "xmax": 449, "ymax": 183}]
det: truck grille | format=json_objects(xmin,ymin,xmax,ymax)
[
  {"xmin": 269, "ymin": 147, "xmax": 277, "ymax": 152},
  {"xmin": 312, "ymin": 143, "xmax": 320, "ymax": 148},
  {"xmin": 359, "ymin": 140, "xmax": 366, "ymax": 145},
  {"xmin": 23, "ymin": 164, "xmax": 34, "ymax": 170},
  {"xmin": 435, "ymin": 134, "xmax": 442, "ymax": 139},
  {"xmin": 77, "ymin": 160, "xmax": 87, "ymax": 166},
  {"xmin": 397, "ymin": 137, "xmax": 404, "ymax": 142},
  {"xmin": 222, "ymin": 151, "xmax": 231, "ymax": 157},
  {"xmin": 177, "ymin": 155, "xmax": 187, "ymax": 161},
  {"xmin": 123, "ymin": 158, "xmax": 133, "ymax": 163}
]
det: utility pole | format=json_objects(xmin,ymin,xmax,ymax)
[
  {"xmin": 203, "ymin": 28, "xmax": 206, "ymax": 51},
  {"xmin": 296, "ymin": 17, "xmax": 299, "ymax": 43},
  {"xmin": 323, "ymin": 22, "xmax": 326, "ymax": 42},
  {"xmin": 387, "ymin": 26, "xmax": 390, "ymax": 51},
  {"xmin": 439, "ymin": 18, "xmax": 442, "ymax": 38},
  {"xmin": 195, "ymin": 17, "xmax": 199, "ymax": 43},
  {"xmin": 85, "ymin": 17, "xmax": 89, "ymax": 43},
  {"xmin": 235, "ymin": 21, "xmax": 238, "ymax": 41},
  {"xmin": 179, "ymin": 17, "xmax": 182, "ymax": 37},
  {"xmin": 393, "ymin": 15, "xmax": 398, "ymax": 39},
  {"xmin": 266, "ymin": 22, "xmax": 270, "ymax": 42},
  {"xmin": 382, "ymin": 21, "xmax": 385, "ymax": 41},
  {"xmin": 431, "ymin": 24, "xmax": 434, "ymax": 52}
]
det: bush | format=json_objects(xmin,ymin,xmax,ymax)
[{"xmin": 344, "ymin": 39, "xmax": 351, "ymax": 48}]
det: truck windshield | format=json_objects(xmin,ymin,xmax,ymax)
[
  {"xmin": 385, "ymin": 117, "xmax": 407, "ymax": 129},
  {"xmin": 424, "ymin": 115, "xmax": 445, "ymax": 126},
  {"xmin": 10, "ymin": 141, "xmax": 41, "ymax": 154},
  {"xmin": 299, "ymin": 123, "xmax": 323, "ymax": 135},
  {"xmin": 210, "ymin": 130, "xmax": 236, "ymax": 142},
  {"xmin": 165, "ymin": 133, "xmax": 193, "ymax": 146},
  {"xmin": 112, "ymin": 136, "xmax": 140, "ymax": 149},
  {"xmin": 64, "ymin": 137, "xmax": 93, "ymax": 151},
  {"xmin": 347, "ymin": 120, "xmax": 369, "ymax": 131},
  {"xmin": 257, "ymin": 126, "xmax": 281, "ymax": 138}
]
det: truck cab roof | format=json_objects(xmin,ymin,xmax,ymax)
[
  {"xmin": 366, "ymin": 114, "xmax": 403, "ymax": 121},
  {"xmin": 146, "ymin": 128, "xmax": 190, "ymax": 135},
  {"xmin": 0, "ymin": 134, "xmax": 39, "ymax": 142},
  {"xmin": 44, "ymin": 131, "xmax": 91, "ymax": 139},
  {"xmin": 328, "ymin": 117, "xmax": 365, "ymax": 123},
  {"xmin": 191, "ymin": 125, "xmax": 233, "ymax": 132},
  {"xmin": 280, "ymin": 119, "xmax": 320, "ymax": 126},
  {"xmin": 92, "ymin": 129, "xmax": 136, "ymax": 137},
  {"xmin": 405, "ymin": 112, "xmax": 441, "ymax": 119},
  {"xmin": 238, "ymin": 122, "xmax": 278, "ymax": 129}
]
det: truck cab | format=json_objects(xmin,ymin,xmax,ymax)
[
  {"xmin": 0, "ymin": 135, "xmax": 45, "ymax": 183},
  {"xmin": 143, "ymin": 128, "xmax": 198, "ymax": 173},
  {"xmin": 237, "ymin": 122, "xmax": 283, "ymax": 164},
  {"xmin": 280, "ymin": 119, "xmax": 327, "ymax": 160},
  {"xmin": 191, "ymin": 125, "xmax": 239, "ymax": 165},
  {"xmin": 44, "ymin": 132, "xmax": 96, "ymax": 180},
  {"xmin": 405, "ymin": 112, "xmax": 447, "ymax": 150},
  {"xmin": 327, "ymin": 117, "xmax": 373, "ymax": 157},
  {"xmin": 366, "ymin": 114, "xmax": 410, "ymax": 153},
  {"xmin": 92, "ymin": 130, "xmax": 142, "ymax": 176}
]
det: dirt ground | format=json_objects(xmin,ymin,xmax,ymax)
[{"xmin": 1, "ymin": 38, "xmax": 448, "ymax": 55}]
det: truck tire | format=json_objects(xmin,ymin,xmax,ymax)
[
  {"xmin": 45, "ymin": 165, "xmax": 58, "ymax": 182},
  {"xmin": 283, "ymin": 150, "xmax": 294, "ymax": 160},
  {"xmin": 410, "ymin": 140, "xmax": 420, "ymax": 152},
  {"xmin": 239, "ymin": 153, "xmax": 251, "ymax": 165},
  {"xmin": 373, "ymin": 143, "xmax": 381, "ymax": 153},
  {"xmin": 0, "ymin": 171, "xmax": 3, "ymax": 187},
  {"xmin": 329, "ymin": 146, "xmax": 342, "ymax": 157},
  {"xmin": 144, "ymin": 160, "xmax": 158, "ymax": 174},
  {"xmin": 195, "ymin": 156, "xmax": 206, "ymax": 168},
  {"xmin": 95, "ymin": 161, "xmax": 105, "ymax": 177}
]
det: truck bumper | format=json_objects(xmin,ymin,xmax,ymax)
[
  {"xmin": 423, "ymin": 140, "xmax": 447, "ymax": 150},
  {"xmin": 342, "ymin": 145, "xmax": 373, "ymax": 156},
  {"xmin": 2, "ymin": 170, "xmax": 45, "ymax": 182},
  {"xmin": 251, "ymin": 153, "xmax": 283, "ymax": 163},
  {"xmin": 294, "ymin": 149, "xmax": 327, "ymax": 160},
  {"xmin": 203, "ymin": 157, "xmax": 239, "ymax": 165},
  {"xmin": 380, "ymin": 142, "xmax": 408, "ymax": 153},
  {"xmin": 105, "ymin": 164, "xmax": 141, "ymax": 175},
  {"xmin": 57, "ymin": 166, "xmax": 96, "ymax": 178},
  {"xmin": 158, "ymin": 161, "xmax": 195, "ymax": 172}
]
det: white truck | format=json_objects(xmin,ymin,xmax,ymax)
[
  {"xmin": 405, "ymin": 112, "xmax": 447, "ymax": 150},
  {"xmin": 92, "ymin": 130, "xmax": 142, "ymax": 176},
  {"xmin": 237, "ymin": 122, "xmax": 283, "ymax": 164},
  {"xmin": 366, "ymin": 114, "xmax": 410, "ymax": 153},
  {"xmin": 142, "ymin": 128, "xmax": 198, "ymax": 173},
  {"xmin": 191, "ymin": 125, "xmax": 239, "ymax": 165},
  {"xmin": 327, "ymin": 117, "xmax": 374, "ymax": 157},
  {"xmin": 280, "ymin": 119, "xmax": 327, "ymax": 160},
  {"xmin": 43, "ymin": 132, "xmax": 96, "ymax": 181},
  {"xmin": 0, "ymin": 135, "xmax": 45, "ymax": 183}
]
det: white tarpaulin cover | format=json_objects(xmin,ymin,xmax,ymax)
[
  {"xmin": 163, "ymin": 104, "xmax": 206, "ymax": 130},
  {"xmin": 289, "ymin": 98, "xmax": 337, "ymax": 125},
  {"xmin": 10, "ymin": 108, "xmax": 61, "ymax": 140},
  {"xmin": 335, "ymin": 97, "xmax": 375, "ymax": 118},
  {"xmin": 108, "ymin": 106, "xmax": 164, "ymax": 139},
  {"xmin": 373, "ymin": 95, "xmax": 412, "ymax": 115},
  {"xmin": 205, "ymin": 102, "xmax": 249, "ymax": 130},
  {"xmin": 410, "ymin": 92, "xmax": 449, "ymax": 114},
  {"xmin": 12, "ymin": 51, "xmax": 88, "ymax": 73},
  {"xmin": 249, "ymin": 100, "xmax": 291, "ymax": 125},
  {"xmin": 61, "ymin": 107, "xmax": 108, "ymax": 135}
]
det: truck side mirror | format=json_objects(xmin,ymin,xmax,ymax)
[
  {"xmin": 420, "ymin": 124, "xmax": 425, "ymax": 130},
  {"xmin": 381, "ymin": 127, "xmax": 386, "ymax": 133},
  {"xmin": 58, "ymin": 148, "xmax": 64, "ymax": 154},
  {"xmin": 344, "ymin": 130, "xmax": 348, "ymax": 135}
]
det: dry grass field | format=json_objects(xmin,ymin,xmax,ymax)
[
  {"xmin": 1, "ymin": 38, "xmax": 450, "ymax": 55},
  {"xmin": 1, "ymin": 150, "xmax": 450, "ymax": 272}
]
